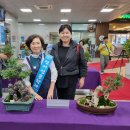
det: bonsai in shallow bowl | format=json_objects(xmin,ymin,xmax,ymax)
[
  {"xmin": 0, "ymin": 58, "xmax": 33, "ymax": 111},
  {"xmin": 76, "ymin": 74, "xmax": 123, "ymax": 114},
  {"xmin": 2, "ymin": 80, "xmax": 34, "ymax": 112}
]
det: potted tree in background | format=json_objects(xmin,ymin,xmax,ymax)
[
  {"xmin": 123, "ymin": 39, "xmax": 130, "ymax": 79},
  {"xmin": 82, "ymin": 38, "xmax": 91, "ymax": 61},
  {"xmin": 83, "ymin": 38, "xmax": 91, "ymax": 52}
]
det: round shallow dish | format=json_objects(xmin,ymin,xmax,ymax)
[{"xmin": 76, "ymin": 97, "xmax": 117, "ymax": 114}]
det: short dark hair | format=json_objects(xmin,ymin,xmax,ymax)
[
  {"xmin": 79, "ymin": 40, "xmax": 85, "ymax": 45},
  {"xmin": 103, "ymin": 36, "xmax": 108, "ymax": 40},
  {"xmin": 25, "ymin": 34, "xmax": 45, "ymax": 50},
  {"xmin": 59, "ymin": 24, "xmax": 72, "ymax": 34}
]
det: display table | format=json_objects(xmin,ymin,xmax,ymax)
[
  {"xmin": 77, "ymin": 67, "xmax": 101, "ymax": 89},
  {"xmin": 0, "ymin": 99, "xmax": 130, "ymax": 130}
]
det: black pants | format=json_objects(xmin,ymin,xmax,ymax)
[{"xmin": 56, "ymin": 75, "xmax": 78, "ymax": 100}]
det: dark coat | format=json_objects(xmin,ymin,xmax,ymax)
[{"xmin": 51, "ymin": 40, "xmax": 87, "ymax": 77}]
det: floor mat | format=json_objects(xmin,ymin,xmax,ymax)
[{"xmin": 88, "ymin": 59, "xmax": 128, "ymax": 71}]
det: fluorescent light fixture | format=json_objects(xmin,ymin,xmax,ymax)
[
  {"xmin": 5, "ymin": 18, "xmax": 12, "ymax": 21},
  {"xmin": 18, "ymin": 23, "xmax": 23, "ymax": 25},
  {"xmin": 20, "ymin": 9, "xmax": 32, "ymax": 12},
  {"xmin": 88, "ymin": 19, "xmax": 97, "ymax": 22},
  {"xmin": 33, "ymin": 19, "xmax": 41, "ymax": 22},
  {"xmin": 100, "ymin": 8, "xmax": 114, "ymax": 12},
  {"xmin": 38, "ymin": 24, "xmax": 45, "ymax": 25},
  {"xmin": 60, "ymin": 9, "xmax": 71, "ymax": 13},
  {"xmin": 60, "ymin": 19, "xmax": 68, "ymax": 22}
]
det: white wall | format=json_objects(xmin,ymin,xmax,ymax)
[{"xmin": 18, "ymin": 23, "xmax": 61, "ymax": 44}]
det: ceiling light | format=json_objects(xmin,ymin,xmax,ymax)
[
  {"xmin": 5, "ymin": 19, "xmax": 12, "ymax": 21},
  {"xmin": 88, "ymin": 19, "xmax": 97, "ymax": 22},
  {"xmin": 100, "ymin": 8, "xmax": 114, "ymax": 12},
  {"xmin": 33, "ymin": 19, "xmax": 41, "ymax": 22},
  {"xmin": 38, "ymin": 24, "xmax": 45, "ymax": 25},
  {"xmin": 20, "ymin": 9, "xmax": 32, "ymax": 12},
  {"xmin": 60, "ymin": 9, "xmax": 71, "ymax": 13},
  {"xmin": 60, "ymin": 19, "xmax": 68, "ymax": 22}
]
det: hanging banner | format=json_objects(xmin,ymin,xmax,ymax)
[{"xmin": 0, "ymin": 22, "xmax": 5, "ymax": 45}]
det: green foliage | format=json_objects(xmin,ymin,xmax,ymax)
[
  {"xmin": 4, "ymin": 95, "xmax": 13, "ymax": 102},
  {"xmin": 0, "ymin": 68, "xmax": 17, "ymax": 79},
  {"xmin": 123, "ymin": 39, "xmax": 130, "ymax": 57},
  {"xmin": 108, "ymin": 101, "xmax": 116, "ymax": 107},
  {"xmin": 79, "ymin": 98, "xmax": 86, "ymax": 104},
  {"xmin": 4, "ymin": 58, "xmax": 17, "ymax": 68},
  {"xmin": 84, "ymin": 51, "xmax": 91, "ymax": 61},
  {"xmin": 98, "ymin": 96, "xmax": 108, "ymax": 106},
  {"xmin": 83, "ymin": 38, "xmax": 91, "ymax": 46},
  {"xmin": 104, "ymin": 73, "xmax": 123, "ymax": 92},
  {"xmin": 0, "ymin": 57, "xmax": 31, "ymax": 79},
  {"xmin": 0, "ymin": 44, "xmax": 14, "ymax": 56},
  {"xmin": 98, "ymin": 96, "xmax": 115, "ymax": 107},
  {"xmin": 19, "ymin": 71, "xmax": 32, "ymax": 79},
  {"xmin": 24, "ymin": 45, "xmax": 30, "ymax": 56}
]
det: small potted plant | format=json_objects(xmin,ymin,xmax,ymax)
[
  {"xmin": 23, "ymin": 45, "xmax": 30, "ymax": 56},
  {"xmin": 0, "ymin": 58, "xmax": 33, "ymax": 111},
  {"xmin": 123, "ymin": 39, "xmax": 130, "ymax": 78},
  {"xmin": 83, "ymin": 38, "xmax": 91, "ymax": 51},
  {"xmin": 84, "ymin": 51, "xmax": 91, "ymax": 62},
  {"xmin": 76, "ymin": 73, "xmax": 123, "ymax": 114},
  {"xmin": 123, "ymin": 39, "xmax": 130, "ymax": 59}
]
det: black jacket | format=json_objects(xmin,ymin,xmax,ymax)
[{"xmin": 51, "ymin": 40, "xmax": 87, "ymax": 77}]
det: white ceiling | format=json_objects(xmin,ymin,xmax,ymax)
[{"xmin": 0, "ymin": 0, "xmax": 130, "ymax": 23}]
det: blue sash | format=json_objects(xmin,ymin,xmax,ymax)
[{"xmin": 32, "ymin": 54, "xmax": 53, "ymax": 93}]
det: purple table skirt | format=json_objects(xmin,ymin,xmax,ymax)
[
  {"xmin": 0, "ymin": 99, "xmax": 130, "ymax": 130},
  {"xmin": 77, "ymin": 67, "xmax": 101, "ymax": 89},
  {"xmin": 2, "ymin": 78, "xmax": 18, "ymax": 89}
]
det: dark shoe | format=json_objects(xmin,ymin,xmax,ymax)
[{"xmin": 100, "ymin": 71, "xmax": 104, "ymax": 74}]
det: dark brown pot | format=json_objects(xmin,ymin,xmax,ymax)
[{"xmin": 76, "ymin": 97, "xmax": 117, "ymax": 114}]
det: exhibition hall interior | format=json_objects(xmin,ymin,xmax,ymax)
[{"xmin": 0, "ymin": 0, "xmax": 130, "ymax": 130}]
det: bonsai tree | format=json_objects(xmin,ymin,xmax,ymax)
[
  {"xmin": 123, "ymin": 39, "xmax": 130, "ymax": 61},
  {"xmin": 0, "ymin": 44, "xmax": 14, "ymax": 58},
  {"xmin": 79, "ymin": 73, "xmax": 123, "ymax": 108},
  {"xmin": 0, "ymin": 57, "xmax": 32, "ymax": 102},
  {"xmin": 0, "ymin": 58, "xmax": 31, "ymax": 80}
]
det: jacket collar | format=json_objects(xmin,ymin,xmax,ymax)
[{"xmin": 58, "ymin": 40, "xmax": 77, "ymax": 48}]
